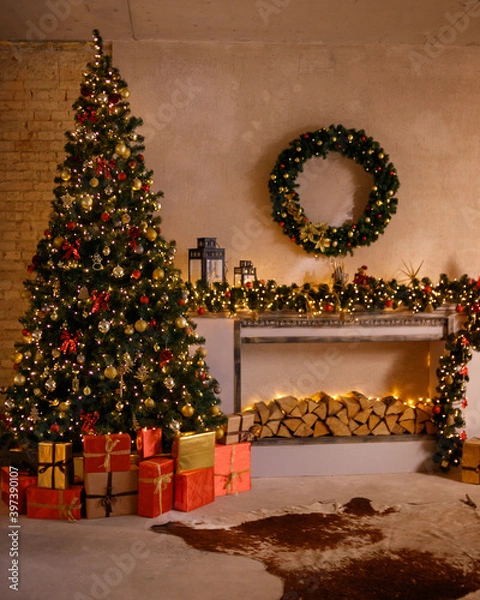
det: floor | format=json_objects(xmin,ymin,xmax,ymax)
[{"xmin": 0, "ymin": 469, "xmax": 479, "ymax": 600}]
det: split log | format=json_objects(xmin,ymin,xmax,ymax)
[
  {"xmin": 295, "ymin": 423, "xmax": 314, "ymax": 437},
  {"xmin": 385, "ymin": 399, "xmax": 405, "ymax": 415},
  {"xmin": 372, "ymin": 421, "xmax": 390, "ymax": 436},
  {"xmin": 353, "ymin": 409, "xmax": 372, "ymax": 424},
  {"xmin": 390, "ymin": 423, "xmax": 406, "ymax": 435},
  {"xmin": 275, "ymin": 396, "xmax": 299, "ymax": 415},
  {"xmin": 415, "ymin": 408, "xmax": 432, "ymax": 423},
  {"xmin": 372, "ymin": 401, "xmax": 387, "ymax": 418},
  {"xmin": 326, "ymin": 416, "xmax": 352, "ymax": 436},
  {"xmin": 313, "ymin": 420, "xmax": 330, "ymax": 437},
  {"xmin": 352, "ymin": 423, "xmax": 371, "ymax": 436},
  {"xmin": 307, "ymin": 399, "xmax": 319, "ymax": 413},
  {"xmin": 399, "ymin": 406, "xmax": 416, "ymax": 422},
  {"xmin": 341, "ymin": 395, "xmax": 361, "ymax": 419},
  {"xmin": 368, "ymin": 414, "xmax": 381, "ymax": 431},
  {"xmin": 284, "ymin": 418, "xmax": 303, "ymax": 433},
  {"xmin": 326, "ymin": 395, "xmax": 342, "ymax": 416},
  {"xmin": 301, "ymin": 413, "xmax": 318, "ymax": 428},
  {"xmin": 359, "ymin": 396, "xmax": 374, "ymax": 411},
  {"xmin": 257, "ymin": 425, "xmax": 274, "ymax": 438},
  {"xmin": 255, "ymin": 401, "xmax": 271, "ymax": 425},
  {"xmin": 336, "ymin": 407, "xmax": 349, "ymax": 425},
  {"xmin": 400, "ymin": 419, "xmax": 415, "ymax": 434},
  {"xmin": 313, "ymin": 401, "xmax": 328, "ymax": 420},
  {"xmin": 385, "ymin": 414, "xmax": 399, "ymax": 432},
  {"xmin": 277, "ymin": 423, "xmax": 293, "ymax": 438},
  {"xmin": 266, "ymin": 420, "xmax": 281, "ymax": 436},
  {"xmin": 425, "ymin": 421, "xmax": 437, "ymax": 434},
  {"xmin": 268, "ymin": 403, "xmax": 284, "ymax": 421},
  {"xmin": 415, "ymin": 421, "xmax": 425, "ymax": 434}
]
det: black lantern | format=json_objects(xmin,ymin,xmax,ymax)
[
  {"xmin": 188, "ymin": 238, "xmax": 226, "ymax": 285},
  {"xmin": 234, "ymin": 260, "xmax": 257, "ymax": 287}
]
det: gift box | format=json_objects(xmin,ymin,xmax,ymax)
[
  {"xmin": 73, "ymin": 455, "xmax": 84, "ymax": 483},
  {"xmin": 138, "ymin": 457, "xmax": 174, "ymax": 518},
  {"xmin": 218, "ymin": 412, "xmax": 256, "ymax": 445},
  {"xmin": 84, "ymin": 466, "xmax": 138, "ymax": 518},
  {"xmin": 83, "ymin": 433, "xmax": 131, "ymax": 473},
  {"xmin": 26, "ymin": 485, "xmax": 83, "ymax": 521},
  {"xmin": 1, "ymin": 466, "xmax": 37, "ymax": 514},
  {"xmin": 9, "ymin": 447, "xmax": 38, "ymax": 475},
  {"xmin": 37, "ymin": 442, "xmax": 74, "ymax": 490},
  {"xmin": 174, "ymin": 467, "xmax": 215, "ymax": 512},
  {"xmin": 214, "ymin": 442, "xmax": 251, "ymax": 497},
  {"xmin": 462, "ymin": 437, "xmax": 480, "ymax": 484},
  {"xmin": 136, "ymin": 427, "xmax": 162, "ymax": 460},
  {"xmin": 172, "ymin": 431, "xmax": 215, "ymax": 474}
]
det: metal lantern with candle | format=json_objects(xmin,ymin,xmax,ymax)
[
  {"xmin": 188, "ymin": 238, "xmax": 226, "ymax": 285},
  {"xmin": 234, "ymin": 260, "xmax": 257, "ymax": 287}
]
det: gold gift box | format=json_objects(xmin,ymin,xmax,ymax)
[
  {"xmin": 462, "ymin": 437, "xmax": 480, "ymax": 484},
  {"xmin": 37, "ymin": 442, "xmax": 74, "ymax": 490},
  {"xmin": 172, "ymin": 431, "xmax": 215, "ymax": 474}
]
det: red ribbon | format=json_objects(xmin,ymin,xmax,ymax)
[
  {"xmin": 90, "ymin": 290, "xmax": 111, "ymax": 314},
  {"xmin": 80, "ymin": 410, "xmax": 100, "ymax": 434},
  {"xmin": 62, "ymin": 239, "xmax": 81, "ymax": 260},
  {"xmin": 96, "ymin": 157, "xmax": 116, "ymax": 179},
  {"xmin": 128, "ymin": 226, "xmax": 141, "ymax": 250},
  {"xmin": 77, "ymin": 106, "xmax": 97, "ymax": 124},
  {"xmin": 60, "ymin": 330, "xmax": 79, "ymax": 355}
]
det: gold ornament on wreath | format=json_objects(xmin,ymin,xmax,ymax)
[{"xmin": 269, "ymin": 125, "xmax": 400, "ymax": 256}]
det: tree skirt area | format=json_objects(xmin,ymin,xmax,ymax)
[{"xmin": 152, "ymin": 497, "xmax": 480, "ymax": 600}]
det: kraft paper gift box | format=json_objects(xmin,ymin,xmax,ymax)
[
  {"xmin": 84, "ymin": 466, "xmax": 138, "ymax": 518},
  {"xmin": 1, "ymin": 466, "xmax": 37, "ymax": 514},
  {"xmin": 136, "ymin": 427, "xmax": 163, "ymax": 460},
  {"xmin": 462, "ymin": 437, "xmax": 480, "ymax": 484},
  {"xmin": 9, "ymin": 447, "xmax": 38, "ymax": 475},
  {"xmin": 172, "ymin": 431, "xmax": 215, "ymax": 474},
  {"xmin": 219, "ymin": 412, "xmax": 256, "ymax": 445},
  {"xmin": 138, "ymin": 457, "xmax": 174, "ymax": 518},
  {"xmin": 83, "ymin": 433, "xmax": 131, "ymax": 473},
  {"xmin": 37, "ymin": 441, "xmax": 74, "ymax": 490},
  {"xmin": 174, "ymin": 467, "xmax": 215, "ymax": 512},
  {"xmin": 26, "ymin": 485, "xmax": 83, "ymax": 521},
  {"xmin": 214, "ymin": 442, "xmax": 251, "ymax": 497}
]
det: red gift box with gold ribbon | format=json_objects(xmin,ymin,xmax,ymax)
[
  {"xmin": 138, "ymin": 457, "xmax": 174, "ymax": 518},
  {"xmin": 214, "ymin": 442, "xmax": 251, "ymax": 497},
  {"xmin": 1, "ymin": 466, "xmax": 37, "ymax": 515},
  {"xmin": 136, "ymin": 427, "xmax": 163, "ymax": 460},
  {"xmin": 174, "ymin": 468, "xmax": 215, "ymax": 512},
  {"xmin": 26, "ymin": 485, "xmax": 83, "ymax": 521},
  {"xmin": 83, "ymin": 433, "xmax": 131, "ymax": 473}
]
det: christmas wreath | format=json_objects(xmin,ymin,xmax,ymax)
[{"xmin": 269, "ymin": 125, "xmax": 400, "ymax": 256}]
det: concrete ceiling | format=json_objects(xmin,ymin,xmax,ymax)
[{"xmin": 1, "ymin": 0, "xmax": 480, "ymax": 45}]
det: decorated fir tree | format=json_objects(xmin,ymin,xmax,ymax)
[{"xmin": 5, "ymin": 31, "xmax": 225, "ymax": 452}]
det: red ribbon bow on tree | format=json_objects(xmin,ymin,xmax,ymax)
[
  {"xmin": 60, "ymin": 330, "xmax": 79, "ymax": 355},
  {"xmin": 95, "ymin": 157, "xmax": 116, "ymax": 179},
  {"xmin": 80, "ymin": 410, "xmax": 100, "ymax": 434},
  {"xmin": 128, "ymin": 226, "xmax": 141, "ymax": 250},
  {"xmin": 77, "ymin": 106, "xmax": 97, "ymax": 124},
  {"xmin": 62, "ymin": 239, "xmax": 81, "ymax": 260},
  {"xmin": 90, "ymin": 290, "xmax": 111, "ymax": 314}
]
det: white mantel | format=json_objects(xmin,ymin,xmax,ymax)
[{"xmin": 194, "ymin": 310, "xmax": 480, "ymax": 477}]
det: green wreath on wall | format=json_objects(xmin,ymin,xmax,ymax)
[{"xmin": 269, "ymin": 124, "xmax": 400, "ymax": 256}]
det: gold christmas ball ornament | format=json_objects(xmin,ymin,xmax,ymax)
[
  {"xmin": 145, "ymin": 228, "xmax": 158, "ymax": 241},
  {"xmin": 210, "ymin": 405, "xmax": 221, "ymax": 416},
  {"xmin": 58, "ymin": 401, "xmax": 71, "ymax": 412},
  {"xmin": 120, "ymin": 87, "xmax": 130, "ymax": 99},
  {"xmin": 152, "ymin": 268, "xmax": 165, "ymax": 281},
  {"xmin": 104, "ymin": 365, "xmax": 118, "ymax": 379},
  {"xmin": 135, "ymin": 319, "xmax": 148, "ymax": 333},
  {"xmin": 51, "ymin": 349, "xmax": 61, "ymax": 359},
  {"xmin": 13, "ymin": 373, "xmax": 26, "ymax": 386},
  {"xmin": 115, "ymin": 142, "xmax": 127, "ymax": 156},
  {"xmin": 60, "ymin": 169, "xmax": 71, "ymax": 181},
  {"xmin": 198, "ymin": 347, "xmax": 208, "ymax": 358},
  {"xmin": 122, "ymin": 147, "xmax": 131, "ymax": 159},
  {"xmin": 181, "ymin": 403, "xmax": 195, "ymax": 417},
  {"xmin": 11, "ymin": 352, "xmax": 23, "ymax": 364},
  {"xmin": 144, "ymin": 397, "xmax": 155, "ymax": 408},
  {"xmin": 53, "ymin": 236, "xmax": 64, "ymax": 248},
  {"xmin": 83, "ymin": 386, "xmax": 92, "ymax": 396},
  {"xmin": 116, "ymin": 401, "xmax": 124, "ymax": 412},
  {"xmin": 215, "ymin": 427, "xmax": 225, "ymax": 440},
  {"xmin": 81, "ymin": 195, "xmax": 93, "ymax": 209},
  {"xmin": 132, "ymin": 178, "xmax": 142, "ymax": 191},
  {"xmin": 124, "ymin": 324, "xmax": 135, "ymax": 335},
  {"xmin": 175, "ymin": 316, "xmax": 188, "ymax": 329},
  {"xmin": 90, "ymin": 177, "xmax": 100, "ymax": 188}
]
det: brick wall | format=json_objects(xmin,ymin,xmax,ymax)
[{"xmin": 0, "ymin": 41, "xmax": 109, "ymax": 391}]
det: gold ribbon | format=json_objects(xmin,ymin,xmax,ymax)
[
  {"xmin": 215, "ymin": 445, "xmax": 250, "ymax": 495},
  {"xmin": 28, "ymin": 489, "xmax": 81, "ymax": 522},
  {"xmin": 83, "ymin": 434, "xmax": 130, "ymax": 471},
  {"xmin": 139, "ymin": 462, "xmax": 173, "ymax": 514}
]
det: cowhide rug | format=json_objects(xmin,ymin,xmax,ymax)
[{"xmin": 152, "ymin": 497, "xmax": 480, "ymax": 600}]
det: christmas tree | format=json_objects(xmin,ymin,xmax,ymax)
[{"xmin": 5, "ymin": 31, "xmax": 225, "ymax": 452}]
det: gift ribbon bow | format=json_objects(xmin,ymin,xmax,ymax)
[
  {"xmin": 95, "ymin": 157, "xmax": 116, "ymax": 179},
  {"xmin": 80, "ymin": 410, "xmax": 100, "ymax": 434},
  {"xmin": 77, "ymin": 106, "xmax": 97, "ymax": 124},
  {"xmin": 38, "ymin": 443, "xmax": 73, "ymax": 488},
  {"xmin": 85, "ymin": 472, "xmax": 138, "ymax": 517},
  {"xmin": 60, "ymin": 329, "xmax": 79, "ymax": 354},
  {"xmin": 28, "ymin": 490, "xmax": 81, "ymax": 522},
  {"xmin": 62, "ymin": 239, "xmax": 81, "ymax": 260},
  {"xmin": 128, "ymin": 226, "xmax": 141, "ymax": 250},
  {"xmin": 139, "ymin": 462, "xmax": 172, "ymax": 514},
  {"xmin": 215, "ymin": 445, "xmax": 250, "ymax": 495},
  {"xmin": 90, "ymin": 290, "xmax": 111, "ymax": 314},
  {"xmin": 83, "ymin": 434, "xmax": 130, "ymax": 472}
]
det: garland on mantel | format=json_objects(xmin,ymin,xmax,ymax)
[{"xmin": 187, "ymin": 272, "xmax": 480, "ymax": 471}]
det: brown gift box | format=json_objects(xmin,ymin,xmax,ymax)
[
  {"xmin": 84, "ymin": 466, "xmax": 138, "ymax": 518},
  {"xmin": 37, "ymin": 442, "xmax": 74, "ymax": 490},
  {"xmin": 172, "ymin": 431, "xmax": 215, "ymax": 474},
  {"xmin": 218, "ymin": 412, "xmax": 256, "ymax": 445},
  {"xmin": 462, "ymin": 437, "xmax": 480, "ymax": 484}
]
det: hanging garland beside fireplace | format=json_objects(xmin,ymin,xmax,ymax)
[{"xmin": 268, "ymin": 125, "xmax": 400, "ymax": 256}]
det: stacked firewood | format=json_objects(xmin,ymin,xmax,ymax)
[{"xmin": 251, "ymin": 391, "xmax": 436, "ymax": 439}]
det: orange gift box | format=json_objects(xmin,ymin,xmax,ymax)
[
  {"xmin": 83, "ymin": 433, "xmax": 131, "ymax": 473},
  {"xmin": 1, "ymin": 466, "xmax": 37, "ymax": 514},
  {"xmin": 214, "ymin": 442, "xmax": 251, "ymax": 497},
  {"xmin": 26, "ymin": 485, "xmax": 83, "ymax": 521},
  {"xmin": 138, "ymin": 457, "xmax": 174, "ymax": 518},
  {"xmin": 174, "ymin": 468, "xmax": 215, "ymax": 512},
  {"xmin": 136, "ymin": 427, "xmax": 163, "ymax": 459}
]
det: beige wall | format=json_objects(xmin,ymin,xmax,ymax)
[{"xmin": 1, "ymin": 37, "xmax": 480, "ymax": 409}]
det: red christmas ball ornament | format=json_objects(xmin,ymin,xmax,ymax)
[
  {"xmin": 108, "ymin": 93, "xmax": 121, "ymax": 105},
  {"xmin": 127, "ymin": 159, "xmax": 137, "ymax": 170},
  {"xmin": 433, "ymin": 405, "xmax": 441, "ymax": 415},
  {"xmin": 459, "ymin": 365, "xmax": 468, "ymax": 376},
  {"xmin": 160, "ymin": 349, "xmax": 173, "ymax": 364},
  {"xmin": 455, "ymin": 305, "xmax": 465, "ymax": 314},
  {"xmin": 424, "ymin": 285, "xmax": 432, "ymax": 294},
  {"xmin": 462, "ymin": 398, "xmax": 469, "ymax": 409},
  {"xmin": 384, "ymin": 299, "xmax": 393, "ymax": 309},
  {"xmin": 66, "ymin": 221, "xmax": 76, "ymax": 230},
  {"xmin": 149, "ymin": 319, "xmax": 157, "ymax": 328},
  {"xmin": 245, "ymin": 281, "xmax": 253, "ymax": 289},
  {"xmin": 22, "ymin": 328, "xmax": 30, "ymax": 337},
  {"xmin": 280, "ymin": 163, "xmax": 285, "ymax": 168},
  {"xmin": 279, "ymin": 221, "xmax": 285, "ymax": 227},
  {"xmin": 117, "ymin": 172, "xmax": 127, "ymax": 181},
  {"xmin": 101, "ymin": 212, "xmax": 111, "ymax": 222},
  {"xmin": 131, "ymin": 270, "xmax": 141, "ymax": 279},
  {"xmin": 323, "ymin": 303, "xmax": 334, "ymax": 313},
  {"xmin": 197, "ymin": 306, "xmax": 206, "ymax": 316},
  {"xmin": 138, "ymin": 154, "xmax": 144, "ymax": 161},
  {"xmin": 224, "ymin": 290, "xmax": 231, "ymax": 298},
  {"xmin": 303, "ymin": 133, "xmax": 310, "ymax": 139},
  {"xmin": 50, "ymin": 423, "xmax": 60, "ymax": 433},
  {"xmin": 142, "ymin": 184, "xmax": 150, "ymax": 192},
  {"xmin": 45, "ymin": 229, "xmax": 52, "ymax": 238},
  {"xmin": 140, "ymin": 295, "xmax": 150, "ymax": 304},
  {"xmin": 472, "ymin": 303, "xmax": 480, "ymax": 314},
  {"xmin": 80, "ymin": 86, "xmax": 92, "ymax": 98},
  {"xmin": 178, "ymin": 299, "xmax": 186, "ymax": 306},
  {"xmin": 460, "ymin": 430, "xmax": 467, "ymax": 441}
]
